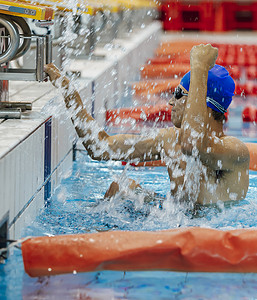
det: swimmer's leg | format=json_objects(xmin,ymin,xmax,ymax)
[{"xmin": 104, "ymin": 179, "xmax": 142, "ymax": 199}]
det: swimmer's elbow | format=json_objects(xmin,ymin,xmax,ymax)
[{"xmin": 82, "ymin": 141, "xmax": 111, "ymax": 161}]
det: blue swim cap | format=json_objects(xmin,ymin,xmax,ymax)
[{"xmin": 180, "ymin": 65, "xmax": 235, "ymax": 113}]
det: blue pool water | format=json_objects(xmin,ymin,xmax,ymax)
[{"xmin": 1, "ymin": 98, "xmax": 257, "ymax": 299}]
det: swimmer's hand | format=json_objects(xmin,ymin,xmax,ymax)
[
  {"xmin": 190, "ymin": 44, "xmax": 218, "ymax": 70},
  {"xmin": 44, "ymin": 63, "xmax": 63, "ymax": 87}
]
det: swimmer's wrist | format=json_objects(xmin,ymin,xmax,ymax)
[{"xmin": 191, "ymin": 63, "xmax": 210, "ymax": 72}]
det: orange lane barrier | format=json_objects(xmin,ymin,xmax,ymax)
[
  {"xmin": 22, "ymin": 227, "xmax": 257, "ymax": 277},
  {"xmin": 140, "ymin": 64, "xmax": 190, "ymax": 80},
  {"xmin": 123, "ymin": 142, "xmax": 257, "ymax": 171}
]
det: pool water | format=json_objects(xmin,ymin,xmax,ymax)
[{"xmin": 1, "ymin": 97, "xmax": 257, "ymax": 299}]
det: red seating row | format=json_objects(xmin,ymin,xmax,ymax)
[
  {"xmin": 132, "ymin": 72, "xmax": 257, "ymax": 99},
  {"xmin": 140, "ymin": 62, "xmax": 257, "ymax": 82},
  {"xmin": 247, "ymin": 66, "xmax": 257, "ymax": 80},
  {"xmin": 242, "ymin": 106, "xmax": 257, "ymax": 122},
  {"xmin": 213, "ymin": 43, "xmax": 257, "ymax": 67},
  {"xmin": 147, "ymin": 42, "xmax": 257, "ymax": 82},
  {"xmin": 140, "ymin": 64, "xmax": 190, "ymax": 80},
  {"xmin": 235, "ymin": 82, "xmax": 257, "ymax": 96},
  {"xmin": 106, "ymin": 104, "xmax": 229, "ymax": 124},
  {"xmin": 212, "ymin": 44, "xmax": 257, "ymax": 54},
  {"xmin": 217, "ymin": 55, "xmax": 257, "ymax": 67},
  {"xmin": 106, "ymin": 104, "xmax": 172, "ymax": 124},
  {"xmin": 161, "ymin": 1, "xmax": 257, "ymax": 32},
  {"xmin": 132, "ymin": 78, "xmax": 180, "ymax": 96},
  {"xmin": 154, "ymin": 43, "xmax": 257, "ymax": 67}
]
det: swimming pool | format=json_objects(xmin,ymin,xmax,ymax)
[{"xmin": 1, "ymin": 97, "xmax": 257, "ymax": 299}]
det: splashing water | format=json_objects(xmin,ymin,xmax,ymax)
[{"xmin": 25, "ymin": 151, "xmax": 257, "ymax": 237}]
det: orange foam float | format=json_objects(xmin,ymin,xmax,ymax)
[{"xmin": 22, "ymin": 227, "xmax": 257, "ymax": 277}]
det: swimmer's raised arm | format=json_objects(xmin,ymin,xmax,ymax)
[
  {"xmin": 180, "ymin": 44, "xmax": 217, "ymax": 155},
  {"xmin": 44, "ymin": 63, "xmax": 163, "ymax": 162}
]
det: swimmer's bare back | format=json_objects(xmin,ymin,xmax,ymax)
[{"xmin": 44, "ymin": 44, "xmax": 250, "ymax": 205}]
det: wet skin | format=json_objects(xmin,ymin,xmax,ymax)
[
  {"xmin": 164, "ymin": 90, "xmax": 249, "ymax": 204},
  {"xmin": 44, "ymin": 44, "xmax": 250, "ymax": 205}
]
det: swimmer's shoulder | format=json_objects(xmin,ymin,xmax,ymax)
[{"xmin": 220, "ymin": 135, "xmax": 250, "ymax": 164}]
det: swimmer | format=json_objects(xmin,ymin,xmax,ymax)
[{"xmin": 44, "ymin": 44, "xmax": 250, "ymax": 205}]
